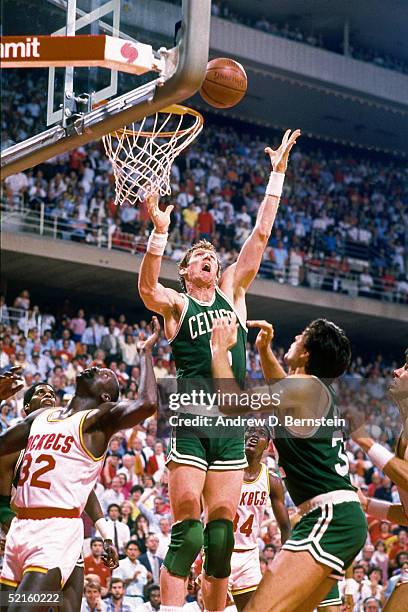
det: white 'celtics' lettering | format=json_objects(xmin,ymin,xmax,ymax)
[{"xmin": 188, "ymin": 309, "xmax": 234, "ymax": 339}]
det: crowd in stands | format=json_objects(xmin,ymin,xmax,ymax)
[
  {"xmin": 167, "ymin": 0, "xmax": 408, "ymax": 75},
  {"xmin": 2, "ymin": 71, "xmax": 408, "ymax": 305},
  {"xmin": 0, "ymin": 294, "xmax": 407, "ymax": 610},
  {"xmin": 209, "ymin": 1, "xmax": 408, "ymax": 75}
]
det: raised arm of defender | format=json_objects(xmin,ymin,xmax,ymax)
[
  {"xmin": 138, "ymin": 194, "xmax": 185, "ymax": 330},
  {"xmin": 219, "ymin": 129, "xmax": 300, "ymax": 314},
  {"xmin": 210, "ymin": 315, "xmax": 322, "ymax": 416},
  {"xmin": 81, "ymin": 318, "xmax": 159, "ymax": 457}
]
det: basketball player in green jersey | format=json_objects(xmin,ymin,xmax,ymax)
[
  {"xmin": 138, "ymin": 128, "xmax": 300, "ymax": 612},
  {"xmin": 210, "ymin": 317, "xmax": 367, "ymax": 612}
]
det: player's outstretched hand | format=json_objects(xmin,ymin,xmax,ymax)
[
  {"xmin": 146, "ymin": 193, "xmax": 174, "ymax": 234},
  {"xmin": 347, "ymin": 406, "xmax": 371, "ymax": 448},
  {"xmin": 138, "ymin": 316, "xmax": 160, "ymax": 352},
  {"xmin": 247, "ymin": 320, "xmax": 274, "ymax": 351},
  {"xmin": 210, "ymin": 314, "xmax": 238, "ymax": 353},
  {"xmin": 265, "ymin": 128, "xmax": 301, "ymax": 174},
  {"xmin": 102, "ymin": 539, "xmax": 119, "ymax": 569},
  {"xmin": 0, "ymin": 366, "xmax": 24, "ymax": 401}
]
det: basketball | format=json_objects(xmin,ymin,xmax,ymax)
[{"xmin": 199, "ymin": 57, "xmax": 247, "ymax": 109}]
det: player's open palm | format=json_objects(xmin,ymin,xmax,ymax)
[
  {"xmin": 138, "ymin": 316, "xmax": 160, "ymax": 352},
  {"xmin": 0, "ymin": 366, "xmax": 24, "ymax": 401},
  {"xmin": 247, "ymin": 320, "xmax": 274, "ymax": 351},
  {"xmin": 211, "ymin": 314, "xmax": 238, "ymax": 352},
  {"xmin": 146, "ymin": 193, "xmax": 174, "ymax": 233},
  {"xmin": 265, "ymin": 128, "xmax": 301, "ymax": 174}
]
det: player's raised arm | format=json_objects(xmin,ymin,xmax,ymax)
[
  {"xmin": 138, "ymin": 194, "xmax": 185, "ymax": 317},
  {"xmin": 269, "ymin": 473, "xmax": 291, "ymax": 544},
  {"xmin": 0, "ymin": 409, "xmax": 41, "ymax": 456},
  {"xmin": 82, "ymin": 318, "xmax": 160, "ymax": 455},
  {"xmin": 0, "ymin": 366, "xmax": 24, "ymax": 401},
  {"xmin": 247, "ymin": 320, "xmax": 286, "ymax": 380},
  {"xmin": 220, "ymin": 129, "xmax": 300, "ymax": 300},
  {"xmin": 210, "ymin": 316, "xmax": 315, "ymax": 416}
]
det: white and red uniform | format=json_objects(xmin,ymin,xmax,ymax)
[
  {"xmin": 1, "ymin": 408, "xmax": 105, "ymax": 587},
  {"xmin": 229, "ymin": 463, "xmax": 270, "ymax": 596}
]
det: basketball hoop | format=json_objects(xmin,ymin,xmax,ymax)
[{"xmin": 102, "ymin": 104, "xmax": 203, "ymax": 206}]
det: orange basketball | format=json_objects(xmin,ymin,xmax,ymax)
[{"xmin": 200, "ymin": 58, "xmax": 247, "ymax": 109}]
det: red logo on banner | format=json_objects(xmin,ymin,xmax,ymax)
[{"xmin": 120, "ymin": 42, "xmax": 138, "ymax": 64}]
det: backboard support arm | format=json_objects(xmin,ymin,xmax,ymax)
[{"xmin": 1, "ymin": 0, "xmax": 211, "ymax": 179}]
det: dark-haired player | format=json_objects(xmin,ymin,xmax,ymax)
[
  {"xmin": 0, "ymin": 320, "xmax": 159, "ymax": 610},
  {"xmin": 210, "ymin": 317, "xmax": 367, "ymax": 612},
  {"xmin": 229, "ymin": 425, "xmax": 290, "ymax": 612},
  {"xmin": 0, "ymin": 379, "xmax": 118, "ymax": 612},
  {"xmin": 352, "ymin": 349, "xmax": 408, "ymax": 612},
  {"xmin": 138, "ymin": 130, "xmax": 300, "ymax": 612}
]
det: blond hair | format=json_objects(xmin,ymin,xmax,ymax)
[{"xmin": 178, "ymin": 240, "xmax": 221, "ymax": 292}]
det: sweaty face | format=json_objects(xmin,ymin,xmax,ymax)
[
  {"xmin": 284, "ymin": 332, "xmax": 308, "ymax": 369},
  {"xmin": 245, "ymin": 427, "xmax": 269, "ymax": 456},
  {"xmin": 26, "ymin": 385, "xmax": 56, "ymax": 414},
  {"xmin": 76, "ymin": 367, "xmax": 119, "ymax": 402},
  {"xmin": 183, "ymin": 249, "xmax": 219, "ymax": 288},
  {"xmin": 389, "ymin": 358, "xmax": 408, "ymax": 402}
]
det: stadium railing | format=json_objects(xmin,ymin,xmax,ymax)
[
  {"xmin": 1, "ymin": 200, "xmax": 407, "ymax": 304},
  {"xmin": 0, "ymin": 306, "xmax": 43, "ymax": 335}
]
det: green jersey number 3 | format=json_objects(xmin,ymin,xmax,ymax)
[{"xmin": 332, "ymin": 431, "xmax": 350, "ymax": 477}]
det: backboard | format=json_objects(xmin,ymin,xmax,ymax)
[{"xmin": 1, "ymin": 0, "xmax": 211, "ymax": 178}]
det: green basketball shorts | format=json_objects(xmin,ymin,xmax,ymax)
[
  {"xmin": 166, "ymin": 419, "xmax": 247, "ymax": 472},
  {"xmin": 318, "ymin": 583, "xmax": 341, "ymax": 608},
  {"xmin": 283, "ymin": 492, "xmax": 367, "ymax": 578}
]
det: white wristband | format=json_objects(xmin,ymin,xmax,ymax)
[
  {"xmin": 147, "ymin": 229, "xmax": 168, "ymax": 256},
  {"xmin": 366, "ymin": 498, "xmax": 390, "ymax": 520},
  {"xmin": 344, "ymin": 578, "xmax": 355, "ymax": 595},
  {"xmin": 266, "ymin": 171, "xmax": 285, "ymax": 198},
  {"xmin": 367, "ymin": 442, "xmax": 394, "ymax": 471},
  {"xmin": 95, "ymin": 517, "xmax": 110, "ymax": 540}
]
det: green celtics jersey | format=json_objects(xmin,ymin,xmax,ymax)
[
  {"xmin": 169, "ymin": 286, "xmax": 247, "ymax": 387},
  {"xmin": 274, "ymin": 381, "xmax": 355, "ymax": 506}
]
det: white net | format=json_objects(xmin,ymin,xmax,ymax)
[{"xmin": 102, "ymin": 104, "xmax": 203, "ymax": 206}]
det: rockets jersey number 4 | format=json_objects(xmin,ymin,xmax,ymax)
[
  {"xmin": 13, "ymin": 408, "xmax": 105, "ymax": 513},
  {"xmin": 233, "ymin": 463, "xmax": 270, "ymax": 551}
]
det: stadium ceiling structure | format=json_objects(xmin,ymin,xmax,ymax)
[{"xmin": 226, "ymin": 0, "xmax": 408, "ymax": 63}]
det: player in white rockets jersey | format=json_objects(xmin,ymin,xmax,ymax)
[
  {"xmin": 0, "ymin": 319, "xmax": 159, "ymax": 610},
  {"xmin": 229, "ymin": 425, "xmax": 291, "ymax": 611},
  {"xmin": 0, "ymin": 377, "xmax": 118, "ymax": 611},
  {"xmin": 351, "ymin": 350, "xmax": 408, "ymax": 611}
]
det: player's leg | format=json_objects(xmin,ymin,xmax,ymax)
[
  {"xmin": 0, "ymin": 583, "xmax": 17, "ymax": 612},
  {"xmin": 160, "ymin": 461, "xmax": 207, "ymax": 609},
  {"xmin": 201, "ymin": 469, "xmax": 243, "ymax": 612},
  {"xmin": 61, "ymin": 563, "xmax": 84, "ymax": 612},
  {"xmin": 316, "ymin": 581, "xmax": 342, "ymax": 612},
  {"xmin": 229, "ymin": 546, "xmax": 261, "ymax": 612},
  {"xmin": 292, "ymin": 577, "xmax": 339, "ymax": 612},
  {"xmin": 7, "ymin": 568, "xmax": 62, "ymax": 612},
  {"xmin": 233, "ymin": 591, "xmax": 255, "ymax": 612},
  {"xmin": 244, "ymin": 549, "xmax": 333, "ymax": 612}
]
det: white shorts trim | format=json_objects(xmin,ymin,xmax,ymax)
[
  {"xmin": 1, "ymin": 517, "xmax": 84, "ymax": 586},
  {"xmin": 282, "ymin": 504, "xmax": 344, "ymax": 575}
]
